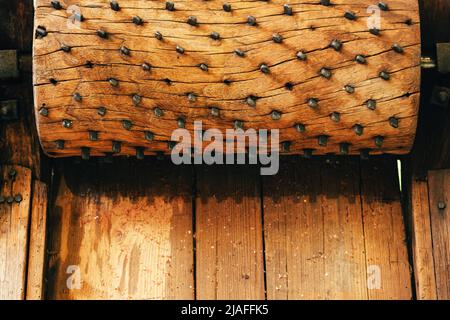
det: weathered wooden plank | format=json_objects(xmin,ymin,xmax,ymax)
[
  {"xmin": 26, "ymin": 180, "xmax": 48, "ymax": 300},
  {"xmin": 45, "ymin": 159, "xmax": 194, "ymax": 299},
  {"xmin": 263, "ymin": 157, "xmax": 368, "ymax": 299},
  {"xmin": 427, "ymin": 170, "xmax": 450, "ymax": 300},
  {"xmin": 360, "ymin": 158, "xmax": 412, "ymax": 299},
  {"xmin": 33, "ymin": 0, "xmax": 421, "ymax": 157},
  {"xmin": 195, "ymin": 165, "xmax": 265, "ymax": 299},
  {"xmin": 409, "ymin": 178, "xmax": 438, "ymax": 300},
  {"xmin": 0, "ymin": 165, "xmax": 32, "ymax": 300}
]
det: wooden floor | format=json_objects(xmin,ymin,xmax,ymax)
[{"xmin": 42, "ymin": 156, "xmax": 414, "ymax": 300}]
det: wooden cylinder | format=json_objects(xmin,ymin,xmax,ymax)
[{"xmin": 33, "ymin": 0, "xmax": 421, "ymax": 157}]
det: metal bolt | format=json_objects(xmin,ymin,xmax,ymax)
[
  {"xmin": 35, "ymin": 26, "xmax": 47, "ymax": 39},
  {"xmin": 392, "ymin": 43, "xmax": 404, "ymax": 54},
  {"xmin": 379, "ymin": 71, "xmax": 390, "ymax": 80},
  {"xmin": 438, "ymin": 201, "xmax": 446, "ymax": 210},
  {"xmin": 281, "ymin": 141, "xmax": 291, "ymax": 153},
  {"xmin": 296, "ymin": 51, "xmax": 307, "ymax": 61},
  {"xmin": 89, "ymin": 130, "xmax": 98, "ymax": 141},
  {"xmin": 154, "ymin": 107, "xmax": 163, "ymax": 117},
  {"xmin": 330, "ymin": 112, "xmax": 340, "ymax": 122},
  {"xmin": 177, "ymin": 117, "xmax": 186, "ymax": 128},
  {"xmin": 176, "ymin": 45, "xmax": 185, "ymax": 54},
  {"xmin": 260, "ymin": 64, "xmax": 270, "ymax": 74},
  {"xmin": 187, "ymin": 16, "xmax": 198, "ymax": 26},
  {"xmin": 120, "ymin": 46, "xmax": 130, "ymax": 56},
  {"xmin": 353, "ymin": 124, "xmax": 364, "ymax": 136},
  {"xmin": 320, "ymin": 67, "xmax": 332, "ymax": 79},
  {"xmin": 223, "ymin": 3, "xmax": 231, "ymax": 12},
  {"xmin": 329, "ymin": 39, "xmax": 342, "ymax": 51},
  {"xmin": 295, "ymin": 123, "xmax": 305, "ymax": 133},
  {"xmin": 340, "ymin": 143, "xmax": 350, "ymax": 155},
  {"xmin": 56, "ymin": 140, "xmax": 65, "ymax": 149},
  {"xmin": 132, "ymin": 94, "xmax": 142, "ymax": 106},
  {"xmin": 344, "ymin": 11, "xmax": 357, "ymax": 20},
  {"xmin": 374, "ymin": 135, "xmax": 384, "ymax": 148},
  {"xmin": 81, "ymin": 147, "xmax": 90, "ymax": 160},
  {"xmin": 355, "ymin": 54, "xmax": 366, "ymax": 64},
  {"xmin": 73, "ymin": 92, "xmax": 82, "ymax": 102},
  {"xmin": 122, "ymin": 120, "xmax": 132, "ymax": 130},
  {"xmin": 234, "ymin": 120, "xmax": 244, "ymax": 130},
  {"xmin": 344, "ymin": 84, "xmax": 355, "ymax": 94},
  {"xmin": 389, "ymin": 117, "xmax": 399, "ymax": 128},
  {"xmin": 308, "ymin": 98, "xmax": 318, "ymax": 108},
  {"xmin": 51, "ymin": 1, "xmax": 62, "ymax": 10},
  {"xmin": 62, "ymin": 119, "xmax": 72, "ymax": 128},
  {"xmin": 199, "ymin": 63, "xmax": 208, "ymax": 72},
  {"xmin": 187, "ymin": 93, "xmax": 197, "ymax": 102},
  {"xmin": 132, "ymin": 16, "xmax": 143, "ymax": 25},
  {"xmin": 110, "ymin": 1, "xmax": 120, "ymax": 11},
  {"xmin": 97, "ymin": 107, "xmax": 106, "ymax": 116},
  {"xmin": 61, "ymin": 44, "xmax": 71, "ymax": 52},
  {"xmin": 246, "ymin": 96, "xmax": 257, "ymax": 107},
  {"xmin": 234, "ymin": 49, "xmax": 245, "ymax": 57},
  {"xmin": 109, "ymin": 78, "xmax": 119, "ymax": 87},
  {"xmin": 144, "ymin": 131, "xmax": 154, "ymax": 141},
  {"xmin": 271, "ymin": 110, "xmax": 281, "ymax": 120},
  {"xmin": 369, "ymin": 28, "xmax": 380, "ymax": 36},
  {"xmin": 318, "ymin": 135, "xmax": 328, "ymax": 146},
  {"xmin": 272, "ymin": 33, "xmax": 283, "ymax": 43},
  {"xmin": 39, "ymin": 107, "xmax": 48, "ymax": 117},
  {"xmin": 166, "ymin": 1, "xmax": 175, "ymax": 11},
  {"xmin": 112, "ymin": 141, "xmax": 121, "ymax": 153},
  {"xmin": 378, "ymin": 2, "xmax": 389, "ymax": 11},
  {"xmin": 142, "ymin": 62, "xmax": 151, "ymax": 71},
  {"xmin": 136, "ymin": 147, "xmax": 145, "ymax": 160},
  {"xmin": 210, "ymin": 107, "xmax": 220, "ymax": 117},
  {"xmin": 155, "ymin": 31, "xmax": 163, "ymax": 41},
  {"xmin": 283, "ymin": 4, "xmax": 293, "ymax": 16},
  {"xmin": 210, "ymin": 32, "xmax": 220, "ymax": 40},
  {"xmin": 366, "ymin": 99, "xmax": 377, "ymax": 110},
  {"xmin": 97, "ymin": 29, "xmax": 108, "ymax": 39},
  {"xmin": 247, "ymin": 15, "xmax": 256, "ymax": 26}
]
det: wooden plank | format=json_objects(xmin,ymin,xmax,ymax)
[
  {"xmin": 410, "ymin": 178, "xmax": 438, "ymax": 300},
  {"xmin": 0, "ymin": 165, "xmax": 32, "ymax": 300},
  {"xmin": 360, "ymin": 158, "xmax": 412, "ymax": 299},
  {"xmin": 26, "ymin": 180, "xmax": 48, "ymax": 300},
  {"xmin": 45, "ymin": 159, "xmax": 194, "ymax": 299},
  {"xmin": 195, "ymin": 165, "xmax": 265, "ymax": 299},
  {"xmin": 427, "ymin": 170, "xmax": 450, "ymax": 300},
  {"xmin": 33, "ymin": 0, "xmax": 420, "ymax": 157},
  {"xmin": 263, "ymin": 157, "xmax": 368, "ymax": 299}
]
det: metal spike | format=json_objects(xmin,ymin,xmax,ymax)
[
  {"xmin": 168, "ymin": 141, "xmax": 176, "ymax": 150},
  {"xmin": 223, "ymin": 3, "xmax": 232, "ymax": 12},
  {"xmin": 122, "ymin": 120, "xmax": 132, "ymax": 130},
  {"xmin": 247, "ymin": 15, "xmax": 256, "ymax": 26},
  {"xmin": 88, "ymin": 130, "xmax": 98, "ymax": 141},
  {"xmin": 246, "ymin": 96, "xmax": 257, "ymax": 107},
  {"xmin": 6, "ymin": 196, "xmax": 14, "ymax": 204},
  {"xmin": 62, "ymin": 119, "xmax": 72, "ymax": 128},
  {"xmin": 210, "ymin": 32, "xmax": 220, "ymax": 40},
  {"xmin": 56, "ymin": 140, "xmax": 65, "ymax": 149},
  {"xmin": 283, "ymin": 4, "xmax": 293, "ymax": 16},
  {"xmin": 353, "ymin": 124, "xmax": 364, "ymax": 136},
  {"xmin": 320, "ymin": 68, "xmax": 332, "ymax": 79},
  {"xmin": 199, "ymin": 63, "xmax": 208, "ymax": 72},
  {"xmin": 81, "ymin": 147, "xmax": 90, "ymax": 160},
  {"xmin": 176, "ymin": 45, "xmax": 185, "ymax": 54},
  {"xmin": 378, "ymin": 2, "xmax": 389, "ymax": 11},
  {"xmin": 272, "ymin": 33, "xmax": 283, "ymax": 43},
  {"xmin": 296, "ymin": 51, "xmax": 307, "ymax": 61},
  {"xmin": 392, "ymin": 43, "xmax": 404, "ymax": 54},
  {"xmin": 379, "ymin": 71, "xmax": 390, "ymax": 80},
  {"xmin": 154, "ymin": 107, "xmax": 163, "ymax": 117},
  {"xmin": 366, "ymin": 99, "xmax": 377, "ymax": 110},
  {"xmin": 308, "ymin": 98, "xmax": 318, "ymax": 108},
  {"xmin": 14, "ymin": 194, "xmax": 23, "ymax": 203},
  {"xmin": 145, "ymin": 131, "xmax": 154, "ymax": 141},
  {"xmin": 330, "ymin": 112, "xmax": 340, "ymax": 122},
  {"xmin": 318, "ymin": 135, "xmax": 328, "ymax": 146},
  {"xmin": 344, "ymin": 11, "xmax": 357, "ymax": 20},
  {"xmin": 187, "ymin": 93, "xmax": 197, "ymax": 102},
  {"xmin": 329, "ymin": 39, "xmax": 342, "ymax": 51},
  {"xmin": 187, "ymin": 16, "xmax": 198, "ymax": 26},
  {"xmin": 132, "ymin": 16, "xmax": 143, "ymax": 25},
  {"xmin": 339, "ymin": 143, "xmax": 350, "ymax": 155},
  {"xmin": 110, "ymin": 1, "xmax": 120, "ymax": 11},
  {"xmin": 155, "ymin": 31, "xmax": 163, "ymax": 41},
  {"xmin": 234, "ymin": 49, "xmax": 246, "ymax": 57},
  {"xmin": 73, "ymin": 92, "xmax": 82, "ymax": 102},
  {"xmin": 136, "ymin": 147, "xmax": 145, "ymax": 160},
  {"xmin": 344, "ymin": 84, "xmax": 355, "ymax": 94},
  {"xmin": 112, "ymin": 140, "xmax": 121, "ymax": 153},
  {"xmin": 109, "ymin": 78, "xmax": 119, "ymax": 87},
  {"xmin": 177, "ymin": 117, "xmax": 186, "ymax": 128},
  {"xmin": 166, "ymin": 1, "xmax": 175, "ymax": 11},
  {"xmin": 142, "ymin": 62, "xmax": 151, "ymax": 71},
  {"xmin": 375, "ymin": 135, "xmax": 384, "ymax": 148},
  {"xmin": 369, "ymin": 28, "xmax": 380, "ymax": 36},
  {"xmin": 39, "ymin": 107, "xmax": 48, "ymax": 117},
  {"xmin": 234, "ymin": 120, "xmax": 244, "ymax": 130},
  {"xmin": 285, "ymin": 82, "xmax": 294, "ymax": 91},
  {"xmin": 210, "ymin": 107, "xmax": 220, "ymax": 117},
  {"xmin": 61, "ymin": 44, "xmax": 71, "ymax": 52},
  {"xmin": 97, "ymin": 29, "xmax": 108, "ymax": 39},
  {"xmin": 97, "ymin": 107, "xmax": 107, "ymax": 116},
  {"xmin": 389, "ymin": 116, "xmax": 399, "ymax": 128},
  {"xmin": 271, "ymin": 110, "xmax": 281, "ymax": 120},
  {"xmin": 51, "ymin": 1, "xmax": 62, "ymax": 10},
  {"xmin": 35, "ymin": 26, "xmax": 47, "ymax": 39},
  {"xmin": 120, "ymin": 46, "xmax": 130, "ymax": 56},
  {"xmin": 260, "ymin": 64, "xmax": 270, "ymax": 74},
  {"xmin": 132, "ymin": 94, "xmax": 142, "ymax": 106},
  {"xmin": 295, "ymin": 123, "xmax": 305, "ymax": 133},
  {"xmin": 355, "ymin": 54, "xmax": 366, "ymax": 64},
  {"xmin": 320, "ymin": 0, "xmax": 331, "ymax": 6}
]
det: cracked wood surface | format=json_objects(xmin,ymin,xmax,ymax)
[{"xmin": 33, "ymin": 0, "xmax": 420, "ymax": 157}]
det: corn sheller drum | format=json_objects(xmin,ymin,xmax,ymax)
[{"xmin": 33, "ymin": 0, "xmax": 421, "ymax": 158}]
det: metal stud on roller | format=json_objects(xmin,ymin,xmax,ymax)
[
  {"xmin": 155, "ymin": 31, "xmax": 163, "ymax": 41},
  {"xmin": 210, "ymin": 32, "xmax": 220, "ymax": 40},
  {"xmin": 234, "ymin": 120, "xmax": 244, "ymax": 130},
  {"xmin": 120, "ymin": 46, "xmax": 130, "ymax": 56},
  {"xmin": 56, "ymin": 140, "xmax": 65, "ymax": 150},
  {"xmin": 247, "ymin": 15, "xmax": 256, "ymax": 26},
  {"xmin": 223, "ymin": 3, "xmax": 232, "ymax": 12},
  {"xmin": 187, "ymin": 16, "xmax": 198, "ymax": 26},
  {"xmin": 132, "ymin": 16, "xmax": 143, "ymax": 25},
  {"xmin": 320, "ymin": 0, "xmax": 331, "ymax": 6},
  {"xmin": 51, "ymin": 1, "xmax": 62, "ymax": 10},
  {"xmin": 303, "ymin": 149, "xmax": 313, "ymax": 159},
  {"xmin": 378, "ymin": 2, "xmax": 389, "ymax": 11},
  {"xmin": 154, "ymin": 107, "xmax": 163, "ymax": 117},
  {"xmin": 210, "ymin": 107, "xmax": 220, "ymax": 117},
  {"xmin": 89, "ymin": 131, "xmax": 98, "ymax": 141},
  {"xmin": 318, "ymin": 135, "xmax": 328, "ymax": 146},
  {"xmin": 122, "ymin": 120, "xmax": 133, "ymax": 130},
  {"xmin": 339, "ymin": 143, "xmax": 350, "ymax": 155},
  {"xmin": 260, "ymin": 64, "xmax": 270, "ymax": 74},
  {"xmin": 283, "ymin": 4, "xmax": 293, "ymax": 16},
  {"xmin": 392, "ymin": 44, "xmax": 404, "ymax": 53},
  {"xmin": 320, "ymin": 68, "xmax": 332, "ymax": 79},
  {"xmin": 145, "ymin": 131, "xmax": 154, "ymax": 141},
  {"xmin": 136, "ymin": 147, "xmax": 145, "ymax": 160},
  {"xmin": 329, "ymin": 39, "xmax": 342, "ymax": 51},
  {"xmin": 234, "ymin": 49, "xmax": 245, "ymax": 57},
  {"xmin": 35, "ymin": 26, "xmax": 47, "ymax": 39},
  {"xmin": 62, "ymin": 119, "xmax": 72, "ymax": 128},
  {"xmin": 199, "ymin": 63, "xmax": 208, "ymax": 72},
  {"xmin": 271, "ymin": 110, "xmax": 281, "ymax": 120},
  {"xmin": 97, "ymin": 107, "xmax": 106, "ymax": 116},
  {"xmin": 308, "ymin": 98, "xmax": 319, "ymax": 108},
  {"xmin": 109, "ymin": 78, "xmax": 119, "ymax": 87},
  {"xmin": 177, "ymin": 117, "xmax": 186, "ymax": 128},
  {"xmin": 73, "ymin": 92, "xmax": 82, "ymax": 102},
  {"xmin": 97, "ymin": 29, "xmax": 108, "ymax": 39},
  {"xmin": 272, "ymin": 34, "xmax": 283, "ymax": 43},
  {"xmin": 369, "ymin": 28, "xmax": 380, "ymax": 36},
  {"xmin": 353, "ymin": 124, "xmax": 364, "ymax": 136},
  {"xmin": 61, "ymin": 44, "xmax": 71, "ymax": 52},
  {"xmin": 281, "ymin": 141, "xmax": 291, "ymax": 153},
  {"xmin": 379, "ymin": 71, "xmax": 390, "ymax": 80},
  {"xmin": 296, "ymin": 51, "xmax": 307, "ymax": 61},
  {"xmin": 187, "ymin": 93, "xmax": 197, "ymax": 102},
  {"xmin": 176, "ymin": 45, "xmax": 185, "ymax": 54},
  {"xmin": 166, "ymin": 1, "xmax": 175, "ymax": 11},
  {"xmin": 330, "ymin": 112, "xmax": 340, "ymax": 122},
  {"xmin": 132, "ymin": 94, "xmax": 142, "ymax": 106},
  {"xmin": 246, "ymin": 96, "xmax": 257, "ymax": 107},
  {"xmin": 39, "ymin": 107, "xmax": 48, "ymax": 117},
  {"xmin": 110, "ymin": 1, "xmax": 120, "ymax": 11},
  {"xmin": 366, "ymin": 99, "xmax": 377, "ymax": 110},
  {"xmin": 142, "ymin": 63, "xmax": 151, "ymax": 71},
  {"xmin": 344, "ymin": 11, "xmax": 357, "ymax": 20},
  {"xmin": 112, "ymin": 141, "xmax": 121, "ymax": 153},
  {"xmin": 355, "ymin": 55, "xmax": 366, "ymax": 64},
  {"xmin": 285, "ymin": 82, "xmax": 294, "ymax": 91},
  {"xmin": 81, "ymin": 147, "xmax": 90, "ymax": 160},
  {"xmin": 344, "ymin": 85, "xmax": 355, "ymax": 94},
  {"xmin": 389, "ymin": 116, "xmax": 399, "ymax": 128},
  {"xmin": 295, "ymin": 123, "xmax": 305, "ymax": 133},
  {"xmin": 375, "ymin": 136, "xmax": 384, "ymax": 147}
]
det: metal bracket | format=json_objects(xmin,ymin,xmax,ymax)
[
  {"xmin": 0, "ymin": 100, "xmax": 19, "ymax": 121},
  {"xmin": 437, "ymin": 43, "xmax": 450, "ymax": 74}
]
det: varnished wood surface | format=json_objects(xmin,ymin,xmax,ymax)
[{"xmin": 33, "ymin": 0, "xmax": 421, "ymax": 157}]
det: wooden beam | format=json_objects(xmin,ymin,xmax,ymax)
[{"xmin": 195, "ymin": 165, "xmax": 265, "ymax": 299}]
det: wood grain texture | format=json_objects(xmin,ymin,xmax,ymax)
[
  {"xmin": 33, "ymin": 0, "xmax": 421, "ymax": 157},
  {"xmin": 26, "ymin": 180, "xmax": 48, "ymax": 300},
  {"xmin": 263, "ymin": 157, "xmax": 368, "ymax": 299},
  {"xmin": 410, "ymin": 178, "xmax": 438, "ymax": 300},
  {"xmin": 360, "ymin": 158, "xmax": 412, "ymax": 299},
  {"xmin": 195, "ymin": 165, "xmax": 265, "ymax": 299},
  {"xmin": 45, "ymin": 159, "xmax": 194, "ymax": 299},
  {"xmin": 0, "ymin": 165, "xmax": 32, "ymax": 300},
  {"xmin": 427, "ymin": 170, "xmax": 450, "ymax": 300}
]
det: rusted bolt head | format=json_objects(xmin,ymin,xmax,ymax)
[
  {"xmin": 89, "ymin": 131, "xmax": 98, "ymax": 141},
  {"xmin": 142, "ymin": 62, "xmax": 151, "ymax": 71},
  {"xmin": 329, "ymin": 39, "xmax": 342, "ymax": 51},
  {"xmin": 223, "ymin": 3, "xmax": 232, "ymax": 12},
  {"xmin": 109, "ymin": 78, "xmax": 119, "ymax": 87},
  {"xmin": 246, "ymin": 96, "xmax": 257, "ymax": 107},
  {"xmin": 122, "ymin": 120, "xmax": 133, "ymax": 130},
  {"xmin": 112, "ymin": 141, "xmax": 121, "ymax": 153},
  {"xmin": 392, "ymin": 43, "xmax": 404, "ymax": 54},
  {"xmin": 389, "ymin": 116, "xmax": 399, "ymax": 128},
  {"xmin": 120, "ymin": 46, "xmax": 130, "ymax": 56},
  {"xmin": 61, "ymin": 44, "xmax": 71, "ymax": 52},
  {"xmin": 344, "ymin": 84, "xmax": 355, "ymax": 94},
  {"xmin": 132, "ymin": 16, "xmax": 143, "ymax": 25},
  {"xmin": 272, "ymin": 33, "xmax": 283, "ymax": 43},
  {"xmin": 340, "ymin": 143, "xmax": 350, "ymax": 155},
  {"xmin": 247, "ymin": 15, "xmax": 256, "ymax": 26},
  {"xmin": 62, "ymin": 119, "xmax": 73, "ymax": 128},
  {"xmin": 308, "ymin": 98, "xmax": 319, "ymax": 108},
  {"xmin": 97, "ymin": 29, "xmax": 108, "ymax": 39},
  {"xmin": 320, "ymin": 68, "xmax": 332, "ymax": 79},
  {"xmin": 39, "ymin": 107, "xmax": 49, "ymax": 117},
  {"xmin": 144, "ymin": 131, "xmax": 154, "ymax": 141},
  {"xmin": 234, "ymin": 49, "xmax": 245, "ymax": 57},
  {"xmin": 271, "ymin": 110, "xmax": 281, "ymax": 120},
  {"xmin": 155, "ymin": 31, "xmax": 163, "ymax": 41},
  {"xmin": 187, "ymin": 16, "xmax": 198, "ymax": 26},
  {"xmin": 378, "ymin": 2, "xmax": 389, "ymax": 11},
  {"xmin": 176, "ymin": 45, "xmax": 185, "ymax": 54},
  {"xmin": 260, "ymin": 64, "xmax": 270, "ymax": 74},
  {"xmin": 366, "ymin": 99, "xmax": 377, "ymax": 110},
  {"xmin": 284, "ymin": 4, "xmax": 293, "ymax": 16},
  {"xmin": 132, "ymin": 94, "xmax": 142, "ymax": 106},
  {"xmin": 344, "ymin": 11, "xmax": 357, "ymax": 20},
  {"xmin": 295, "ymin": 123, "xmax": 305, "ymax": 133},
  {"xmin": 374, "ymin": 135, "xmax": 384, "ymax": 148},
  {"xmin": 210, "ymin": 32, "xmax": 220, "ymax": 40},
  {"xmin": 296, "ymin": 51, "xmax": 307, "ymax": 61},
  {"xmin": 379, "ymin": 71, "xmax": 390, "ymax": 80},
  {"xmin": 110, "ymin": 1, "xmax": 120, "ymax": 11},
  {"xmin": 355, "ymin": 54, "xmax": 366, "ymax": 64},
  {"xmin": 210, "ymin": 107, "xmax": 220, "ymax": 117},
  {"xmin": 166, "ymin": 1, "xmax": 175, "ymax": 11}
]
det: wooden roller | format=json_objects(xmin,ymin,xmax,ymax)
[{"xmin": 33, "ymin": 0, "xmax": 421, "ymax": 157}]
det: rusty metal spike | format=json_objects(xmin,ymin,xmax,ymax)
[
  {"xmin": 246, "ymin": 96, "xmax": 257, "ymax": 107},
  {"xmin": 56, "ymin": 140, "xmax": 65, "ymax": 150},
  {"xmin": 329, "ymin": 39, "xmax": 342, "ymax": 51},
  {"xmin": 281, "ymin": 141, "xmax": 291, "ymax": 153},
  {"xmin": 339, "ymin": 143, "xmax": 350, "ymax": 155},
  {"xmin": 210, "ymin": 107, "xmax": 220, "ymax": 117},
  {"xmin": 283, "ymin": 4, "xmax": 293, "ymax": 16},
  {"xmin": 369, "ymin": 28, "xmax": 380, "ymax": 36},
  {"xmin": 330, "ymin": 112, "xmax": 340, "ymax": 122},
  {"xmin": 260, "ymin": 64, "xmax": 270, "ymax": 74},
  {"xmin": 132, "ymin": 16, "xmax": 143, "ymax": 25},
  {"xmin": 223, "ymin": 3, "xmax": 232, "ymax": 12},
  {"xmin": 73, "ymin": 92, "xmax": 82, "ymax": 102},
  {"xmin": 155, "ymin": 31, "xmax": 163, "ymax": 41},
  {"xmin": 320, "ymin": 0, "xmax": 331, "ymax": 6},
  {"xmin": 392, "ymin": 43, "xmax": 404, "ymax": 54},
  {"xmin": 176, "ymin": 45, "xmax": 185, "ymax": 54},
  {"xmin": 97, "ymin": 29, "xmax": 108, "ymax": 39},
  {"xmin": 166, "ymin": 1, "xmax": 175, "ymax": 11},
  {"xmin": 122, "ymin": 120, "xmax": 133, "ymax": 130},
  {"xmin": 295, "ymin": 123, "xmax": 305, "ymax": 133},
  {"xmin": 379, "ymin": 70, "xmax": 390, "ymax": 80},
  {"xmin": 120, "ymin": 46, "xmax": 130, "ymax": 56},
  {"xmin": 271, "ymin": 110, "xmax": 281, "ymax": 120},
  {"xmin": 110, "ymin": 1, "xmax": 120, "ymax": 11},
  {"xmin": 378, "ymin": 2, "xmax": 389, "ymax": 11},
  {"xmin": 187, "ymin": 16, "xmax": 198, "ymax": 26},
  {"xmin": 61, "ymin": 44, "xmax": 71, "ymax": 52},
  {"xmin": 234, "ymin": 120, "xmax": 244, "ymax": 130},
  {"xmin": 375, "ymin": 135, "xmax": 384, "ymax": 148},
  {"xmin": 109, "ymin": 78, "xmax": 119, "ymax": 87},
  {"xmin": 154, "ymin": 107, "xmax": 163, "ymax": 117},
  {"xmin": 285, "ymin": 82, "xmax": 294, "ymax": 91},
  {"xmin": 199, "ymin": 63, "xmax": 208, "ymax": 72},
  {"xmin": 247, "ymin": 15, "xmax": 256, "ymax": 26},
  {"xmin": 168, "ymin": 141, "xmax": 177, "ymax": 150},
  {"xmin": 355, "ymin": 54, "xmax": 366, "ymax": 64},
  {"xmin": 136, "ymin": 147, "xmax": 145, "ymax": 160},
  {"xmin": 38, "ymin": 107, "xmax": 48, "ymax": 117},
  {"xmin": 187, "ymin": 93, "xmax": 197, "ymax": 102},
  {"xmin": 344, "ymin": 84, "xmax": 355, "ymax": 94},
  {"xmin": 318, "ymin": 135, "xmax": 328, "ymax": 146},
  {"xmin": 51, "ymin": 1, "xmax": 62, "ymax": 10},
  {"xmin": 296, "ymin": 51, "xmax": 307, "ymax": 61},
  {"xmin": 353, "ymin": 124, "xmax": 364, "ymax": 136},
  {"xmin": 35, "ymin": 26, "xmax": 47, "ymax": 39},
  {"xmin": 112, "ymin": 140, "xmax": 121, "ymax": 153},
  {"xmin": 210, "ymin": 31, "xmax": 221, "ymax": 40},
  {"xmin": 81, "ymin": 147, "xmax": 90, "ymax": 160},
  {"xmin": 344, "ymin": 11, "xmax": 357, "ymax": 20},
  {"xmin": 366, "ymin": 99, "xmax": 377, "ymax": 110},
  {"xmin": 145, "ymin": 131, "xmax": 154, "ymax": 141},
  {"xmin": 132, "ymin": 94, "xmax": 142, "ymax": 106},
  {"xmin": 97, "ymin": 107, "xmax": 106, "ymax": 116},
  {"xmin": 320, "ymin": 67, "xmax": 332, "ymax": 79},
  {"xmin": 272, "ymin": 33, "xmax": 283, "ymax": 43},
  {"xmin": 308, "ymin": 98, "xmax": 318, "ymax": 108},
  {"xmin": 234, "ymin": 49, "xmax": 246, "ymax": 57},
  {"xmin": 142, "ymin": 62, "xmax": 151, "ymax": 71},
  {"xmin": 88, "ymin": 130, "xmax": 98, "ymax": 141}
]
